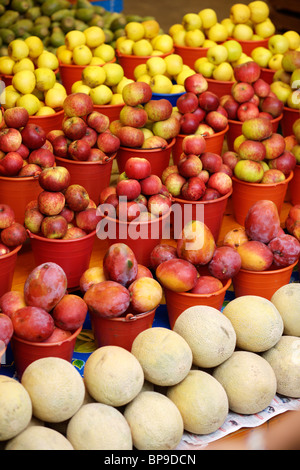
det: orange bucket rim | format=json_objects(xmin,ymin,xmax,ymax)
[
  {"xmin": 232, "ymin": 171, "xmax": 293, "ymax": 189},
  {"xmin": 93, "ymin": 103, "xmax": 124, "ymax": 110},
  {"xmin": 0, "ymin": 174, "xmax": 39, "ymax": 182},
  {"xmin": 227, "ymin": 36, "xmax": 272, "ymax": 45},
  {"xmin": 177, "ymin": 124, "xmax": 229, "ymax": 142},
  {"xmin": 165, "ymin": 278, "xmax": 232, "ymax": 299},
  {"xmin": 91, "ymin": 308, "xmax": 157, "ymax": 323},
  {"xmin": 237, "ymin": 260, "xmax": 298, "ymax": 276},
  {"xmin": 173, "ymin": 186, "xmax": 233, "ymax": 205},
  {"xmin": 174, "ymin": 44, "xmax": 210, "ymax": 53},
  {"xmin": 55, "ymin": 152, "xmax": 117, "ymax": 166},
  {"xmin": 261, "ymin": 67, "xmax": 275, "ymax": 74},
  {"xmin": 116, "ymin": 49, "xmax": 175, "ymax": 59},
  {"xmin": 29, "ymin": 108, "xmax": 64, "ymax": 119},
  {"xmin": 119, "ymin": 137, "xmax": 176, "ymax": 154},
  {"xmin": 27, "ymin": 228, "xmax": 96, "ymax": 244},
  {"xmin": 11, "ymin": 325, "xmax": 82, "ymax": 347},
  {"xmin": 0, "ymin": 244, "xmax": 22, "ymax": 260},
  {"xmin": 283, "ymin": 106, "xmax": 300, "ymax": 114}
]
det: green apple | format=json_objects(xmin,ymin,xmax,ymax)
[
  {"xmin": 198, "ymin": 8, "xmax": 217, "ymax": 29},
  {"xmin": 103, "ymin": 63, "xmax": 124, "ymax": 87},
  {"xmin": 251, "ymin": 46, "xmax": 273, "ymax": 68},
  {"xmin": 172, "ymin": 29, "xmax": 186, "ymax": 47},
  {"xmin": 230, "ymin": 3, "xmax": 251, "ymax": 24},
  {"xmin": 146, "ymin": 56, "xmax": 167, "ymax": 76},
  {"xmin": 207, "ymin": 23, "xmax": 228, "ymax": 43},
  {"xmin": 232, "ymin": 24, "xmax": 253, "ymax": 41},
  {"xmin": 182, "ymin": 13, "xmax": 202, "ymax": 31},
  {"xmin": 268, "ymin": 53, "xmax": 284, "ymax": 71},
  {"xmin": 283, "ymin": 31, "xmax": 300, "ymax": 50},
  {"xmin": 184, "ymin": 29, "xmax": 205, "ymax": 47},
  {"xmin": 270, "ymin": 81, "xmax": 292, "ymax": 104},
  {"xmin": 248, "ymin": 1, "xmax": 270, "ymax": 23},
  {"xmin": 150, "ymin": 74, "xmax": 173, "ymax": 93},
  {"xmin": 287, "ymin": 89, "xmax": 300, "ymax": 109},
  {"xmin": 212, "ymin": 62, "xmax": 234, "ymax": 81},
  {"xmin": 207, "ymin": 44, "xmax": 228, "ymax": 65},
  {"xmin": 254, "ymin": 18, "xmax": 276, "ymax": 39},
  {"xmin": 223, "ymin": 39, "xmax": 242, "ymax": 62},
  {"xmin": 164, "ymin": 54, "xmax": 183, "ymax": 77},
  {"xmin": 221, "ymin": 18, "xmax": 235, "ymax": 37},
  {"xmin": 268, "ymin": 34, "xmax": 289, "ymax": 55},
  {"xmin": 194, "ymin": 59, "xmax": 215, "ymax": 78},
  {"xmin": 291, "ymin": 69, "xmax": 300, "ymax": 89}
]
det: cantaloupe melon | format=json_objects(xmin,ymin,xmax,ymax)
[
  {"xmin": 124, "ymin": 391, "xmax": 184, "ymax": 450},
  {"xmin": 213, "ymin": 351, "xmax": 277, "ymax": 415},
  {"xmin": 131, "ymin": 327, "xmax": 193, "ymax": 386},
  {"xmin": 83, "ymin": 345, "xmax": 144, "ymax": 407},
  {"xmin": 67, "ymin": 403, "xmax": 133, "ymax": 450},
  {"xmin": 222, "ymin": 295, "xmax": 284, "ymax": 352},
  {"xmin": 21, "ymin": 357, "xmax": 85, "ymax": 423},
  {"xmin": 167, "ymin": 370, "xmax": 228, "ymax": 435},
  {"xmin": 271, "ymin": 284, "xmax": 300, "ymax": 336},
  {"xmin": 173, "ymin": 306, "xmax": 236, "ymax": 368},
  {"xmin": 0, "ymin": 376, "xmax": 32, "ymax": 441},
  {"xmin": 5, "ymin": 426, "xmax": 74, "ymax": 450},
  {"xmin": 262, "ymin": 335, "xmax": 300, "ymax": 398}
]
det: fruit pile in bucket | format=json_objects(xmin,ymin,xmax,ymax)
[{"xmin": 0, "ymin": 203, "xmax": 27, "ymax": 254}]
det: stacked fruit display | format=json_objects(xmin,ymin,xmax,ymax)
[
  {"xmin": 0, "ymin": 262, "xmax": 88, "ymax": 344},
  {"xmin": 0, "ymin": 38, "xmax": 67, "ymax": 116},
  {"xmin": 285, "ymin": 204, "xmax": 300, "ymax": 242},
  {"xmin": 0, "ymin": 107, "xmax": 57, "ymax": 177},
  {"xmin": 232, "ymin": 116, "xmax": 296, "ymax": 183},
  {"xmin": 221, "ymin": 60, "xmax": 284, "ymax": 122},
  {"xmin": 115, "ymin": 20, "xmax": 173, "ymax": 57},
  {"xmin": 0, "ymin": 203, "xmax": 27, "ymax": 255},
  {"xmin": 24, "ymin": 164, "xmax": 101, "ymax": 240},
  {"xmin": 109, "ymin": 81, "xmax": 181, "ymax": 147},
  {"xmin": 251, "ymin": 31, "xmax": 300, "ymax": 73},
  {"xmin": 99, "ymin": 156, "xmax": 172, "ymax": 222},
  {"xmin": 82, "ymin": 243, "xmax": 162, "ymax": 317},
  {"xmin": 268, "ymin": 50, "xmax": 300, "ymax": 111},
  {"xmin": 226, "ymin": 1, "xmax": 276, "ymax": 41},
  {"xmin": 161, "ymin": 134, "xmax": 232, "ymax": 201}
]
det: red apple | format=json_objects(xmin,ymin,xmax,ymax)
[
  {"xmin": 116, "ymin": 178, "xmax": 141, "ymax": 201},
  {"xmin": 180, "ymin": 112, "xmax": 200, "ymax": 134},
  {"xmin": 16, "ymin": 143, "xmax": 30, "ymax": 159},
  {"xmin": 52, "ymin": 135, "xmax": 69, "ymax": 158},
  {"xmin": 18, "ymin": 163, "xmax": 42, "ymax": 177},
  {"xmin": 207, "ymin": 171, "xmax": 232, "ymax": 195},
  {"xmin": 181, "ymin": 175, "xmax": 206, "ymax": 200},
  {"xmin": 147, "ymin": 193, "xmax": 172, "ymax": 217},
  {"xmin": 198, "ymin": 91, "xmax": 219, "ymax": 111},
  {"xmin": 200, "ymin": 152, "xmax": 222, "ymax": 173},
  {"xmin": 222, "ymin": 95, "xmax": 239, "ymax": 120},
  {"xmin": 0, "ymin": 128, "xmax": 22, "ymax": 153},
  {"xmin": 38, "ymin": 166, "xmax": 71, "ymax": 192},
  {"xmin": 268, "ymin": 150, "xmax": 296, "ymax": 175},
  {"xmin": 81, "ymin": 127, "xmax": 98, "ymax": 147},
  {"xmin": 0, "ymin": 151, "xmax": 23, "ymax": 176},
  {"xmin": 4, "ymin": 107, "xmax": 29, "ymax": 129},
  {"xmin": 64, "ymin": 184, "xmax": 90, "ymax": 212},
  {"xmin": 46, "ymin": 129, "xmax": 64, "ymax": 144},
  {"xmin": 237, "ymin": 102, "xmax": 260, "ymax": 121},
  {"xmin": 117, "ymin": 199, "xmax": 146, "ymax": 221},
  {"xmin": 0, "ymin": 204, "xmax": 15, "ymax": 229},
  {"xmin": 261, "ymin": 95, "xmax": 284, "ymax": 118},
  {"xmin": 231, "ymin": 82, "xmax": 255, "ymax": 103},
  {"xmin": 21, "ymin": 123, "xmax": 46, "ymax": 149},
  {"xmin": 28, "ymin": 147, "xmax": 55, "ymax": 168},
  {"xmin": 234, "ymin": 61, "xmax": 261, "ymax": 83},
  {"xmin": 142, "ymin": 136, "xmax": 168, "ymax": 149},
  {"xmin": 140, "ymin": 174, "xmax": 162, "ymax": 195},
  {"xmin": 144, "ymin": 99, "xmax": 173, "ymax": 122},
  {"xmin": 205, "ymin": 110, "xmax": 228, "ymax": 132},
  {"xmin": 87, "ymin": 148, "xmax": 108, "ymax": 162},
  {"xmin": 87, "ymin": 111, "xmax": 110, "ymax": 133},
  {"xmin": 165, "ymin": 172, "xmax": 186, "ymax": 196},
  {"xmin": 177, "ymin": 154, "xmax": 202, "ymax": 178},
  {"xmin": 262, "ymin": 133, "xmax": 286, "ymax": 160},
  {"xmin": 63, "ymin": 92, "xmax": 94, "ymax": 118},
  {"xmin": 62, "ymin": 116, "xmax": 87, "ymax": 141},
  {"xmin": 122, "ymin": 81, "xmax": 152, "ymax": 106},
  {"xmin": 52, "ymin": 294, "xmax": 87, "ymax": 331},
  {"xmin": 124, "ymin": 157, "xmax": 151, "ymax": 180},
  {"xmin": 38, "ymin": 190, "xmax": 65, "ymax": 216},
  {"xmin": 238, "ymin": 140, "xmax": 266, "ymax": 161},
  {"xmin": 176, "ymin": 91, "xmax": 198, "ymax": 114},
  {"xmin": 184, "ymin": 73, "xmax": 208, "ymax": 95},
  {"xmin": 253, "ymin": 78, "xmax": 270, "ymax": 98},
  {"xmin": 222, "ymin": 151, "xmax": 239, "ymax": 170},
  {"xmin": 182, "ymin": 134, "xmax": 206, "ymax": 155},
  {"xmin": 97, "ymin": 130, "xmax": 121, "ymax": 154},
  {"xmin": 195, "ymin": 123, "xmax": 214, "ymax": 137},
  {"xmin": 119, "ymin": 105, "xmax": 148, "ymax": 128},
  {"xmin": 201, "ymin": 187, "xmax": 221, "ymax": 200},
  {"xmin": 0, "ymin": 221, "xmax": 27, "ymax": 247},
  {"xmin": 0, "ymin": 243, "xmax": 10, "ymax": 256},
  {"xmin": 41, "ymin": 215, "xmax": 68, "ymax": 239},
  {"xmin": 68, "ymin": 139, "xmax": 91, "ymax": 161}
]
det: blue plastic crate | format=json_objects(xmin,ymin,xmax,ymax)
[{"xmin": 91, "ymin": 0, "xmax": 123, "ymax": 12}]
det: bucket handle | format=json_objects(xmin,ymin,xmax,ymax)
[{"xmin": 124, "ymin": 313, "xmax": 137, "ymax": 322}]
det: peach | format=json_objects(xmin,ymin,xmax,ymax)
[
  {"xmin": 176, "ymin": 220, "xmax": 216, "ymax": 266},
  {"xmin": 237, "ymin": 241, "xmax": 274, "ymax": 271},
  {"xmin": 128, "ymin": 277, "xmax": 163, "ymax": 313},
  {"xmin": 156, "ymin": 258, "xmax": 198, "ymax": 292}
]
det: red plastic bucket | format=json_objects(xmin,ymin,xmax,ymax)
[
  {"xmin": 229, "ymin": 37, "xmax": 270, "ymax": 56},
  {"xmin": 0, "ymin": 175, "xmax": 41, "ymax": 224},
  {"xmin": 231, "ymin": 172, "xmax": 293, "ymax": 226},
  {"xmin": 11, "ymin": 326, "xmax": 82, "ymax": 379},
  {"xmin": 55, "ymin": 154, "xmax": 116, "ymax": 206},
  {"xmin": 27, "ymin": 230, "xmax": 96, "ymax": 289},
  {"xmin": 164, "ymin": 279, "xmax": 231, "ymax": 329},
  {"xmin": 227, "ymin": 114, "xmax": 282, "ymax": 151},
  {"xmin": 206, "ymin": 78, "xmax": 234, "ymax": 98},
  {"xmin": 28, "ymin": 109, "xmax": 65, "ymax": 135},
  {"xmin": 97, "ymin": 210, "xmax": 171, "ymax": 267},
  {"xmin": 172, "ymin": 188, "xmax": 232, "ymax": 242},
  {"xmin": 260, "ymin": 67, "xmax": 275, "ymax": 85},
  {"xmin": 232, "ymin": 260, "xmax": 298, "ymax": 300},
  {"xmin": 116, "ymin": 49, "xmax": 174, "ymax": 80},
  {"xmin": 0, "ymin": 245, "xmax": 22, "ymax": 298},
  {"xmin": 281, "ymin": 107, "xmax": 300, "ymax": 137},
  {"xmin": 93, "ymin": 104, "xmax": 124, "ymax": 122},
  {"xmin": 116, "ymin": 138, "xmax": 175, "ymax": 178},
  {"xmin": 172, "ymin": 126, "xmax": 228, "ymax": 165},
  {"xmin": 59, "ymin": 59, "xmax": 116, "ymax": 94},
  {"xmin": 90, "ymin": 309, "xmax": 156, "ymax": 351},
  {"xmin": 289, "ymin": 164, "xmax": 300, "ymax": 205},
  {"xmin": 174, "ymin": 44, "xmax": 209, "ymax": 69}
]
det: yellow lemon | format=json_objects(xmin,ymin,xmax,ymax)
[
  {"xmin": 36, "ymin": 51, "xmax": 59, "ymax": 70},
  {"xmin": 44, "ymin": 88, "xmax": 67, "ymax": 109},
  {"xmin": 8, "ymin": 39, "xmax": 29, "ymax": 61},
  {"xmin": 25, "ymin": 36, "xmax": 44, "ymax": 59},
  {"xmin": 0, "ymin": 57, "xmax": 15, "ymax": 75},
  {"xmin": 124, "ymin": 22, "xmax": 145, "ymax": 41},
  {"xmin": 84, "ymin": 26, "xmax": 105, "ymax": 48},
  {"xmin": 12, "ymin": 58, "xmax": 35, "ymax": 74},
  {"xmin": 93, "ymin": 43, "xmax": 115, "ymax": 62},
  {"xmin": 82, "ymin": 65, "xmax": 106, "ymax": 88},
  {"xmin": 36, "ymin": 106, "xmax": 56, "ymax": 116},
  {"xmin": 16, "ymin": 93, "xmax": 40, "ymax": 115},
  {"xmin": 65, "ymin": 30, "xmax": 86, "ymax": 51},
  {"xmin": 12, "ymin": 69, "xmax": 36, "ymax": 94},
  {"xmin": 34, "ymin": 68, "xmax": 56, "ymax": 92},
  {"xmin": 72, "ymin": 45, "xmax": 93, "ymax": 65}
]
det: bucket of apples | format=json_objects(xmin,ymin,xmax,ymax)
[
  {"xmin": 153, "ymin": 220, "xmax": 235, "ymax": 328},
  {"xmin": 230, "ymin": 200, "xmax": 300, "ymax": 300},
  {"xmin": 81, "ymin": 242, "xmax": 162, "ymax": 351},
  {"xmin": 0, "ymin": 203, "xmax": 27, "ymax": 297},
  {"xmin": 0, "ymin": 262, "xmax": 87, "ymax": 379},
  {"xmin": 230, "ymin": 116, "xmax": 295, "ymax": 225}
]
